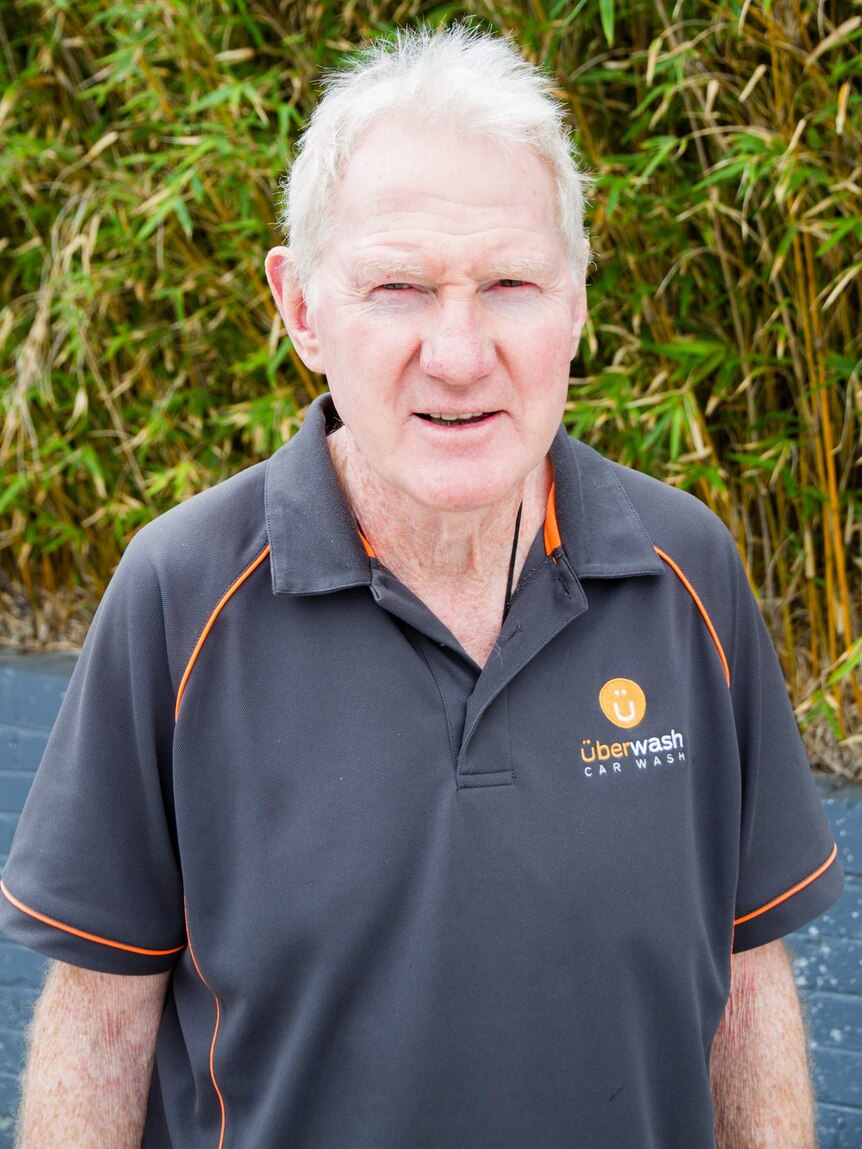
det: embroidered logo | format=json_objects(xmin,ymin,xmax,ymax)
[{"xmin": 598, "ymin": 677, "xmax": 646, "ymax": 729}]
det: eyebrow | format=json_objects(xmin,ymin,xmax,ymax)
[
  {"xmin": 350, "ymin": 259, "xmax": 429, "ymax": 286},
  {"xmin": 350, "ymin": 255, "xmax": 557, "ymax": 285},
  {"xmin": 492, "ymin": 256, "xmax": 556, "ymax": 281}
]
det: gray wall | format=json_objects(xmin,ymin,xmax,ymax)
[
  {"xmin": 795, "ymin": 790, "xmax": 862, "ymax": 1146},
  {"xmin": 0, "ymin": 653, "xmax": 860, "ymax": 1147},
  {"xmin": 0, "ymin": 654, "xmax": 77, "ymax": 1144}
]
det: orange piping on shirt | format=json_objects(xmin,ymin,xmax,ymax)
[
  {"xmin": 175, "ymin": 545, "xmax": 271, "ymax": 722},
  {"xmin": 357, "ymin": 528, "xmax": 375, "ymax": 558},
  {"xmin": 544, "ymin": 483, "xmax": 561, "ymax": 556},
  {"xmin": 733, "ymin": 843, "xmax": 838, "ymax": 927},
  {"xmin": 185, "ymin": 902, "xmax": 226, "ymax": 1149},
  {"xmin": 0, "ymin": 880, "xmax": 185, "ymax": 956},
  {"xmin": 654, "ymin": 547, "xmax": 731, "ymax": 687},
  {"xmin": 359, "ymin": 479, "xmax": 557, "ymax": 560}
]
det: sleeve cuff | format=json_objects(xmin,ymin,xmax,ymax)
[
  {"xmin": 0, "ymin": 880, "xmax": 185, "ymax": 975},
  {"xmin": 732, "ymin": 845, "xmax": 844, "ymax": 953}
]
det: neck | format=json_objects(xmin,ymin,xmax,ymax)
[{"xmin": 327, "ymin": 428, "xmax": 551, "ymax": 588}]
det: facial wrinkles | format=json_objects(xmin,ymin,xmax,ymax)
[
  {"xmin": 379, "ymin": 215, "xmax": 551, "ymax": 253},
  {"xmin": 342, "ymin": 239, "xmax": 567, "ymax": 300},
  {"xmin": 342, "ymin": 170, "xmax": 552, "ymax": 218},
  {"xmin": 307, "ymin": 126, "xmax": 578, "ymax": 521},
  {"xmin": 338, "ymin": 190, "xmax": 558, "ymax": 258},
  {"xmin": 349, "ymin": 257, "xmax": 564, "ymax": 296},
  {"xmin": 330, "ymin": 424, "xmax": 544, "ymax": 578},
  {"xmin": 327, "ymin": 259, "xmax": 574, "ymax": 410}
]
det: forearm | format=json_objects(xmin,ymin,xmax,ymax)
[
  {"xmin": 16, "ymin": 961, "xmax": 169, "ymax": 1149},
  {"xmin": 710, "ymin": 939, "xmax": 815, "ymax": 1149}
]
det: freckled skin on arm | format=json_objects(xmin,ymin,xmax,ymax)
[
  {"xmin": 15, "ymin": 944, "xmax": 812, "ymax": 1147},
  {"xmin": 16, "ymin": 961, "xmax": 170, "ymax": 1149},
  {"xmin": 710, "ymin": 939, "xmax": 816, "ymax": 1149}
]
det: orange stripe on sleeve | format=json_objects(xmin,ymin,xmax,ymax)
[
  {"xmin": 0, "ymin": 880, "xmax": 185, "ymax": 956},
  {"xmin": 185, "ymin": 901, "xmax": 227, "ymax": 1149},
  {"xmin": 733, "ymin": 843, "xmax": 839, "ymax": 926},
  {"xmin": 175, "ymin": 544, "xmax": 271, "ymax": 722},
  {"xmin": 654, "ymin": 547, "xmax": 731, "ymax": 687},
  {"xmin": 544, "ymin": 482, "xmax": 561, "ymax": 556}
]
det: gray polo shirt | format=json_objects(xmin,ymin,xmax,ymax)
[{"xmin": 1, "ymin": 394, "xmax": 843, "ymax": 1147}]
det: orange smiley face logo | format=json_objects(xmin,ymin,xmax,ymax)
[{"xmin": 599, "ymin": 678, "xmax": 647, "ymax": 729}]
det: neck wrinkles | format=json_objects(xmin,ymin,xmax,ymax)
[{"xmin": 326, "ymin": 427, "xmax": 551, "ymax": 585}]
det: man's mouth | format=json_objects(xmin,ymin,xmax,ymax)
[{"xmin": 416, "ymin": 411, "xmax": 497, "ymax": 427}]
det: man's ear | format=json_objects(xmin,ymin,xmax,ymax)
[{"xmin": 265, "ymin": 246, "xmax": 325, "ymax": 373}]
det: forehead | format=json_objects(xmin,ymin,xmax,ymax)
[{"xmin": 324, "ymin": 120, "xmax": 565, "ymax": 274}]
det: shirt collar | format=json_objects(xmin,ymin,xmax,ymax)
[
  {"xmin": 264, "ymin": 394, "xmax": 662, "ymax": 596},
  {"xmin": 548, "ymin": 426, "xmax": 664, "ymax": 579},
  {"xmin": 265, "ymin": 394, "xmax": 373, "ymax": 596}
]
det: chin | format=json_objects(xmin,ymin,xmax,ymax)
[{"xmin": 402, "ymin": 473, "xmax": 520, "ymax": 514}]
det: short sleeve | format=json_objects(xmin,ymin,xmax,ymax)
[
  {"xmin": 0, "ymin": 533, "xmax": 186, "ymax": 973},
  {"xmin": 727, "ymin": 553, "xmax": 843, "ymax": 952}
]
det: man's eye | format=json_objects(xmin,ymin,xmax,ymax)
[
  {"xmin": 497, "ymin": 279, "xmax": 527, "ymax": 288},
  {"xmin": 379, "ymin": 283, "xmax": 412, "ymax": 291}
]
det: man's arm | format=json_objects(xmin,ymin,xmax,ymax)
[
  {"xmin": 16, "ymin": 960, "xmax": 170, "ymax": 1149},
  {"xmin": 710, "ymin": 938, "xmax": 815, "ymax": 1148}
]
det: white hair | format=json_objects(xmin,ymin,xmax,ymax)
[{"xmin": 279, "ymin": 24, "xmax": 591, "ymax": 305}]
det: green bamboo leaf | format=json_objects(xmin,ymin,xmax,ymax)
[
  {"xmin": 174, "ymin": 198, "xmax": 193, "ymax": 239},
  {"xmin": 652, "ymin": 340, "xmax": 726, "ymax": 359},
  {"xmin": 136, "ymin": 195, "xmax": 184, "ymax": 240},
  {"xmin": 0, "ymin": 475, "xmax": 27, "ymax": 517},
  {"xmin": 815, "ymin": 218, "xmax": 861, "ymax": 257},
  {"xmin": 599, "ymin": 0, "xmax": 614, "ymax": 46}
]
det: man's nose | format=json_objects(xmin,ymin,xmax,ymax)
[{"xmin": 419, "ymin": 298, "xmax": 496, "ymax": 385}]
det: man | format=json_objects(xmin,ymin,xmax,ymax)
[{"xmin": 0, "ymin": 25, "xmax": 843, "ymax": 1149}]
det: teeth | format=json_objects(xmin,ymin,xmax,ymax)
[{"xmin": 427, "ymin": 412, "xmax": 486, "ymax": 421}]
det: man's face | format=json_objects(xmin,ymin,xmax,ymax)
[{"xmin": 269, "ymin": 120, "xmax": 587, "ymax": 512}]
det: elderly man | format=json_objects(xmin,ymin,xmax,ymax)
[{"xmin": 0, "ymin": 26, "xmax": 843, "ymax": 1149}]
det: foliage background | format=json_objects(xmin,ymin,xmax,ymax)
[{"xmin": 1, "ymin": 0, "xmax": 860, "ymax": 771}]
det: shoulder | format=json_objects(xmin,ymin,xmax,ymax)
[
  {"xmin": 561, "ymin": 437, "xmax": 752, "ymax": 647},
  {"xmin": 97, "ymin": 459, "xmax": 272, "ymax": 685},
  {"xmin": 606, "ymin": 457, "xmax": 730, "ymax": 547},
  {"xmin": 125, "ymin": 458, "xmax": 270, "ymax": 575},
  {"xmin": 598, "ymin": 454, "xmax": 756, "ymax": 676},
  {"xmin": 602, "ymin": 455, "xmax": 741, "ymax": 580}
]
